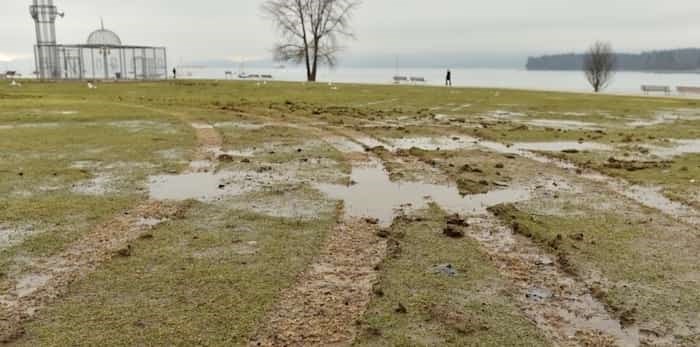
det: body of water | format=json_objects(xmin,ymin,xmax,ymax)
[{"xmin": 178, "ymin": 66, "xmax": 700, "ymax": 95}]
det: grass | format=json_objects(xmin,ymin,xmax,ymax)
[
  {"xmin": 353, "ymin": 204, "xmax": 550, "ymax": 346},
  {"xmin": 15, "ymin": 201, "xmax": 335, "ymax": 346},
  {"xmin": 0, "ymin": 99, "xmax": 194, "ymax": 280},
  {"xmin": 1, "ymin": 79, "xmax": 698, "ymax": 345},
  {"xmin": 490, "ymin": 201, "xmax": 700, "ymax": 340}
]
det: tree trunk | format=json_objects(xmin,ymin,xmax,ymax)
[{"xmin": 309, "ymin": 40, "xmax": 319, "ymax": 82}]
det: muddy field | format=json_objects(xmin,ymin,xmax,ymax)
[{"xmin": 0, "ymin": 80, "xmax": 699, "ymax": 346}]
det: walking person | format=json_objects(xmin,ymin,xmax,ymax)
[
  {"xmin": 446, "ymin": 69, "xmax": 452, "ymax": 87},
  {"xmin": 172, "ymin": 68, "xmax": 177, "ymax": 79}
]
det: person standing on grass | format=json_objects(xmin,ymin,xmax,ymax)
[
  {"xmin": 446, "ymin": 69, "xmax": 452, "ymax": 87},
  {"xmin": 172, "ymin": 68, "xmax": 177, "ymax": 79}
]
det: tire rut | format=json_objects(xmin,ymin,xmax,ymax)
[
  {"xmin": 0, "ymin": 121, "xmax": 222, "ymax": 343},
  {"xmin": 250, "ymin": 220, "xmax": 387, "ymax": 347}
]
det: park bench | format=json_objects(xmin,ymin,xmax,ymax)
[
  {"xmin": 641, "ymin": 85, "xmax": 670, "ymax": 95},
  {"xmin": 410, "ymin": 76, "xmax": 426, "ymax": 83},
  {"xmin": 1, "ymin": 71, "xmax": 16, "ymax": 80},
  {"xmin": 676, "ymin": 86, "xmax": 700, "ymax": 95},
  {"xmin": 393, "ymin": 76, "xmax": 408, "ymax": 84}
]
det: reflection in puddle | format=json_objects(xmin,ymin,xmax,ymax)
[{"xmin": 315, "ymin": 161, "xmax": 531, "ymax": 226}]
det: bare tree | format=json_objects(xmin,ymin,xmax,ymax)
[
  {"xmin": 262, "ymin": 0, "xmax": 360, "ymax": 82},
  {"xmin": 583, "ymin": 41, "xmax": 616, "ymax": 92}
]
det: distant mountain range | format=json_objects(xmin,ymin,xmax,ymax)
[{"xmin": 526, "ymin": 48, "xmax": 700, "ymax": 72}]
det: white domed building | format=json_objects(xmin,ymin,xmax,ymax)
[
  {"xmin": 87, "ymin": 26, "xmax": 123, "ymax": 46},
  {"xmin": 30, "ymin": 0, "xmax": 167, "ymax": 80}
]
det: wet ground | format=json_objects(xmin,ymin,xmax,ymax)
[{"xmin": 1, "ymin": 81, "xmax": 699, "ymax": 346}]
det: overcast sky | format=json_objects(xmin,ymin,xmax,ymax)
[{"xmin": 2, "ymin": 0, "xmax": 699, "ymax": 66}]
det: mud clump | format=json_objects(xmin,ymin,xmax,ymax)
[
  {"xmin": 0, "ymin": 319, "xmax": 25, "ymax": 344},
  {"xmin": 394, "ymin": 302, "xmax": 408, "ymax": 314},
  {"xmin": 446, "ymin": 214, "xmax": 469, "ymax": 227},
  {"xmin": 428, "ymin": 304, "xmax": 490, "ymax": 335},
  {"xmin": 432, "ymin": 263, "xmax": 458, "ymax": 277},
  {"xmin": 570, "ymin": 232, "xmax": 585, "ymax": 241},
  {"xmin": 115, "ymin": 244, "xmax": 132, "ymax": 257},
  {"xmin": 364, "ymin": 217, "xmax": 380, "ymax": 225},
  {"xmin": 216, "ymin": 154, "xmax": 233, "ymax": 162},
  {"xmin": 376, "ymin": 228, "xmax": 391, "ymax": 238},
  {"xmin": 443, "ymin": 225, "xmax": 465, "ymax": 238},
  {"xmin": 618, "ymin": 308, "xmax": 637, "ymax": 328},
  {"xmin": 604, "ymin": 157, "xmax": 671, "ymax": 172}
]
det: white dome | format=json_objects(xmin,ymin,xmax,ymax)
[{"xmin": 87, "ymin": 29, "xmax": 122, "ymax": 46}]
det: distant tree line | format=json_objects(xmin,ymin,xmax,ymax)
[{"xmin": 527, "ymin": 48, "xmax": 700, "ymax": 71}]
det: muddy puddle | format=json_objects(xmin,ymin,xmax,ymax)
[
  {"xmin": 314, "ymin": 160, "xmax": 531, "ymax": 226},
  {"xmin": 476, "ymin": 138, "xmax": 700, "ymax": 225},
  {"xmin": 148, "ymin": 169, "xmax": 301, "ymax": 202},
  {"xmin": 387, "ymin": 136, "xmax": 479, "ymax": 151},
  {"xmin": 107, "ymin": 120, "xmax": 174, "ymax": 131},
  {"xmin": 353, "ymin": 136, "xmax": 391, "ymax": 150},
  {"xmin": 627, "ymin": 111, "xmax": 700, "ymax": 128},
  {"xmin": 643, "ymin": 139, "xmax": 700, "ymax": 158},
  {"xmin": 213, "ymin": 121, "xmax": 271, "ymax": 130},
  {"xmin": 485, "ymin": 110, "xmax": 526, "ymax": 119},
  {"xmin": 71, "ymin": 175, "xmax": 115, "ymax": 195},
  {"xmin": 512, "ymin": 141, "xmax": 612, "ymax": 152},
  {"xmin": 0, "ymin": 122, "xmax": 62, "ymax": 130},
  {"xmin": 526, "ymin": 119, "xmax": 602, "ymax": 130},
  {"xmin": 0, "ymin": 224, "xmax": 38, "ymax": 250},
  {"xmin": 465, "ymin": 138, "xmax": 612, "ymax": 155},
  {"xmin": 469, "ymin": 217, "xmax": 640, "ymax": 346},
  {"xmin": 324, "ymin": 136, "xmax": 366, "ymax": 153}
]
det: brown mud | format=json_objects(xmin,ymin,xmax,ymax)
[{"xmin": 249, "ymin": 219, "xmax": 387, "ymax": 347}]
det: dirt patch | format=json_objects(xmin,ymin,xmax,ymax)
[
  {"xmin": 250, "ymin": 219, "xmax": 387, "ymax": 346},
  {"xmin": 191, "ymin": 122, "xmax": 224, "ymax": 156},
  {"xmin": 467, "ymin": 215, "xmax": 640, "ymax": 347}
]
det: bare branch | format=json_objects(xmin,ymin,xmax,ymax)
[
  {"xmin": 261, "ymin": 0, "xmax": 361, "ymax": 81},
  {"xmin": 583, "ymin": 41, "xmax": 616, "ymax": 93}
]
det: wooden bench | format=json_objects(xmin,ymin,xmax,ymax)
[
  {"xmin": 393, "ymin": 76, "xmax": 408, "ymax": 84},
  {"xmin": 677, "ymin": 86, "xmax": 700, "ymax": 95},
  {"xmin": 410, "ymin": 76, "xmax": 426, "ymax": 83},
  {"xmin": 641, "ymin": 85, "xmax": 670, "ymax": 95}
]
